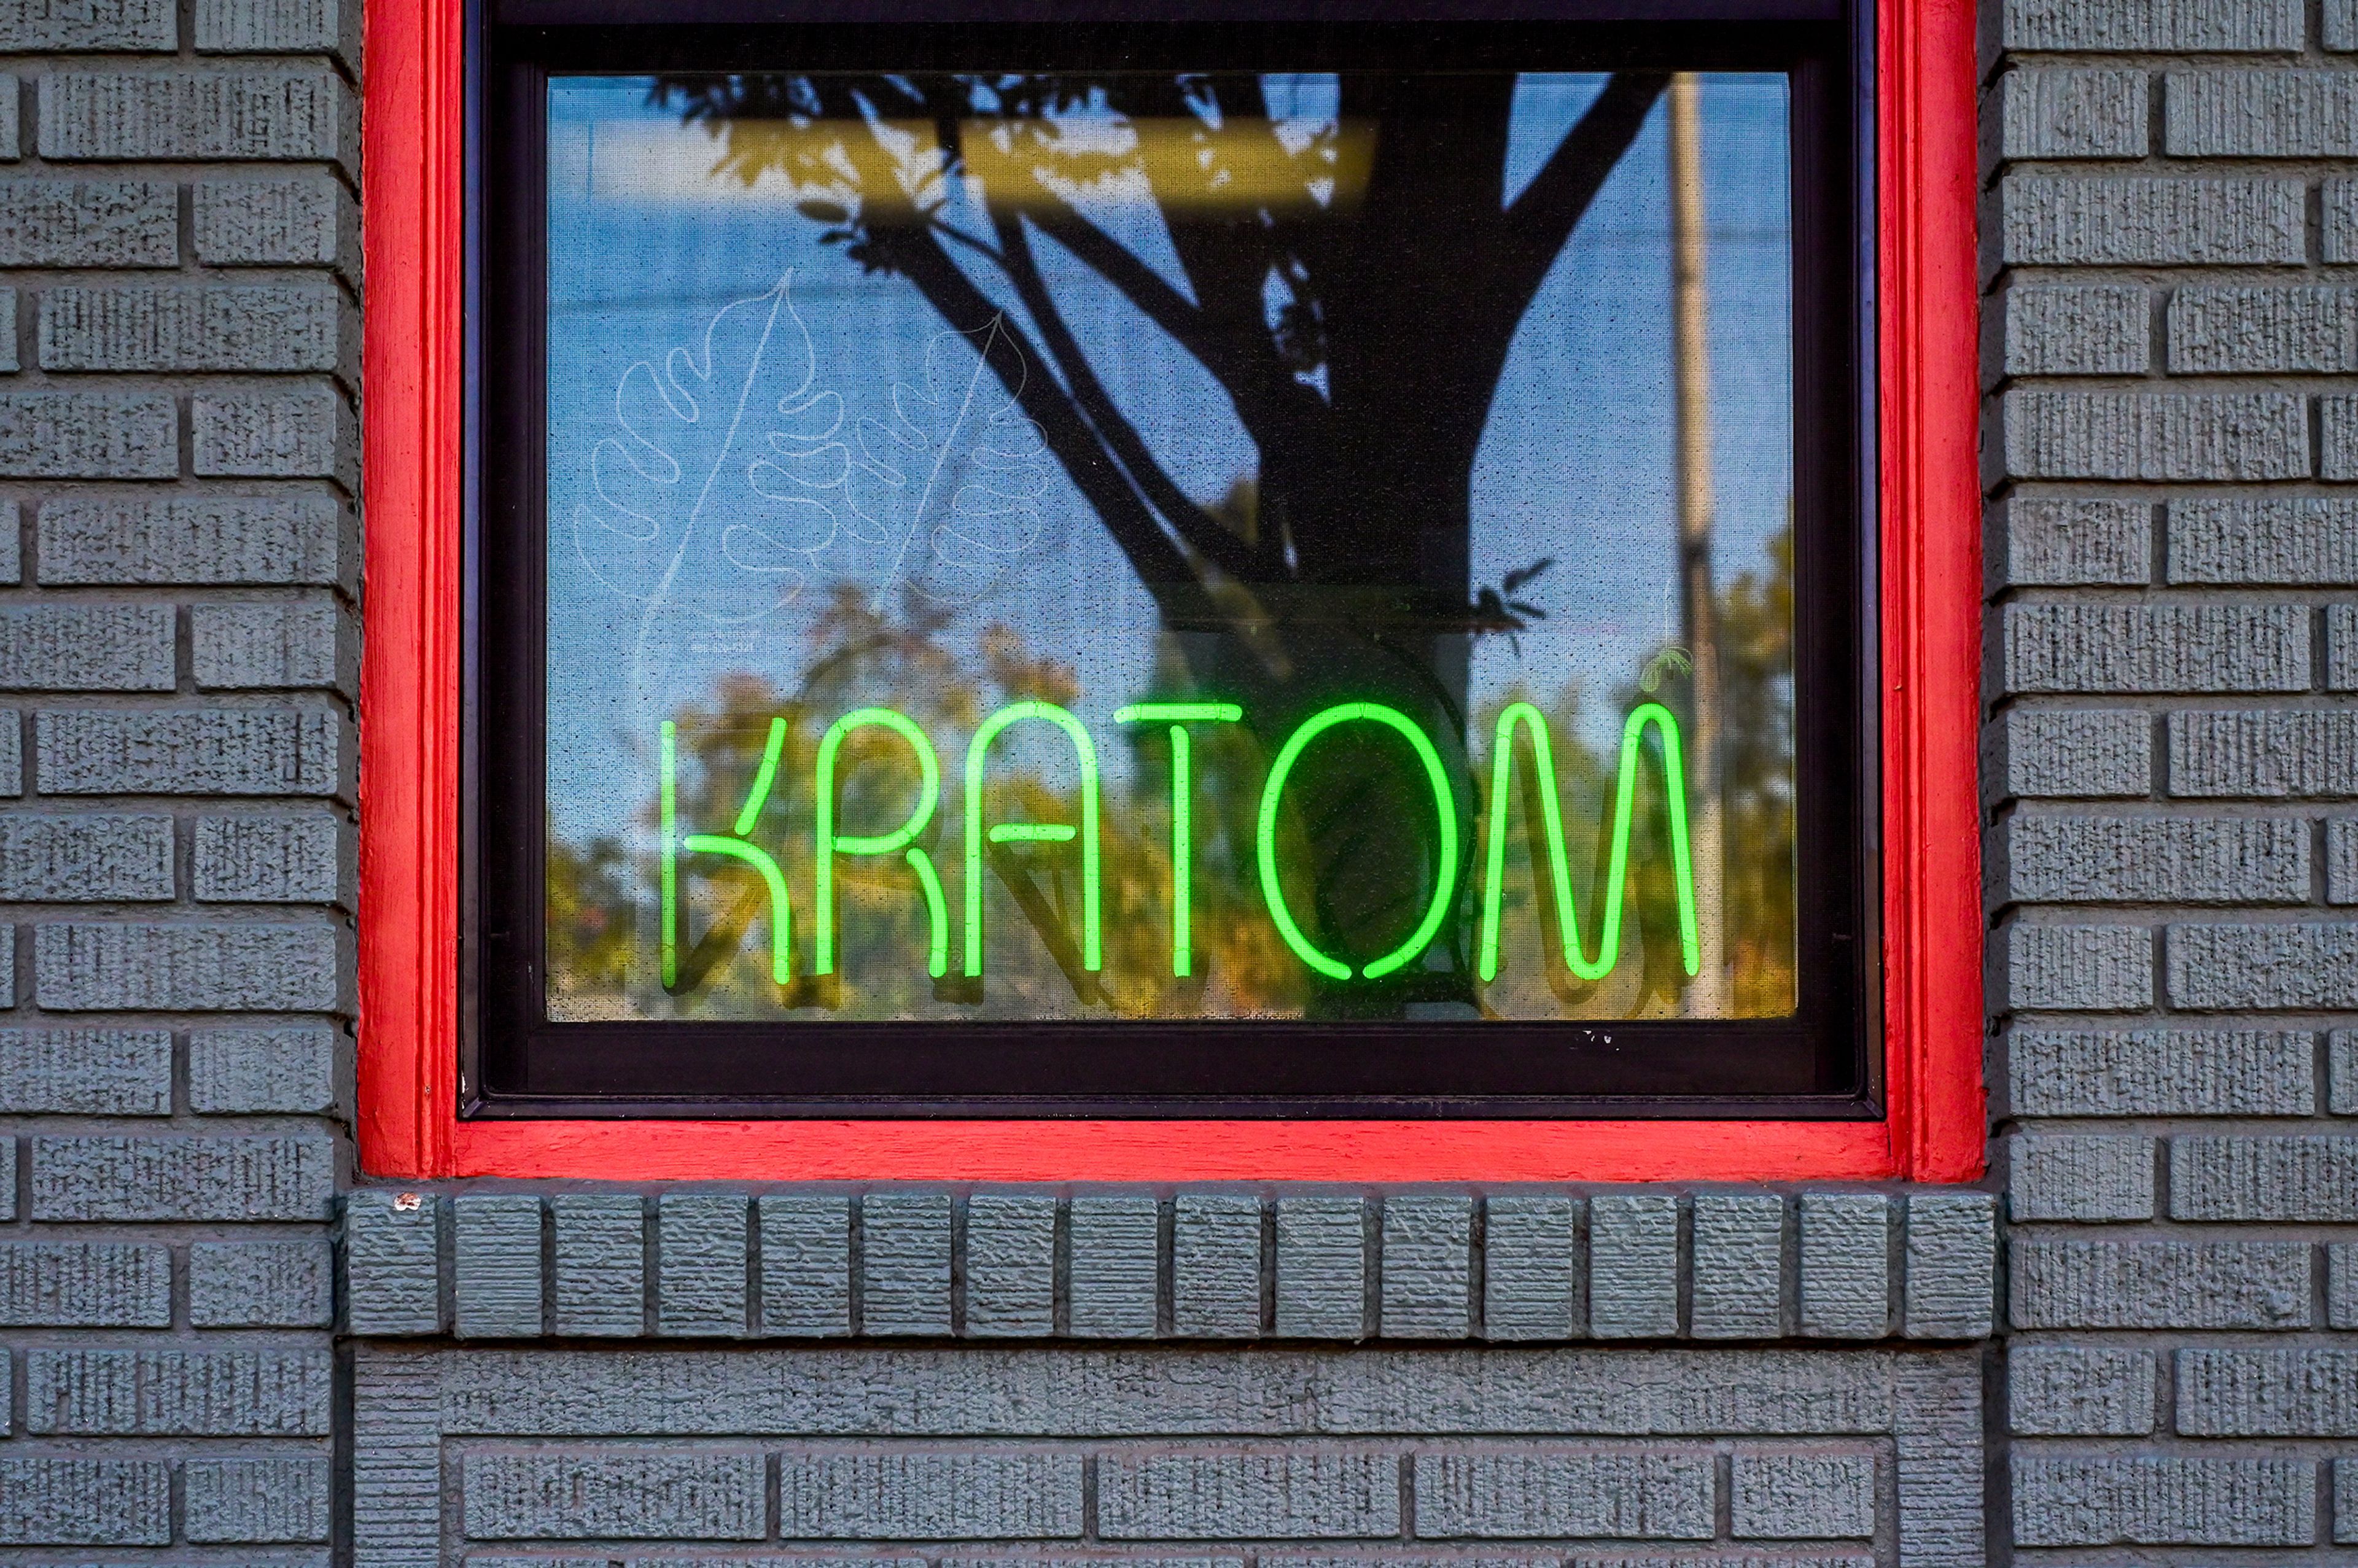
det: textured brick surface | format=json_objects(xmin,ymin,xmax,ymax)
[
  {"xmin": 2004, "ymin": 605, "xmax": 2309, "ymax": 694},
  {"xmin": 862, "ymin": 1190, "xmax": 951, "ymax": 1335},
  {"xmin": 1275, "ymin": 1193, "xmax": 1368, "ymax": 1340},
  {"xmin": 1729, "ymin": 1453, "xmax": 1875, "ymax": 1539},
  {"xmin": 0, "ymin": 0, "xmax": 174, "ymax": 50},
  {"xmin": 759, "ymin": 1192, "xmax": 849, "ymax": 1337},
  {"xmin": 1990, "ymin": 709, "xmax": 2150, "ymax": 798},
  {"xmin": 1381, "ymin": 1193, "xmax": 1471, "ymax": 1338},
  {"xmin": 658, "ymin": 1192, "xmax": 748, "ymax": 1337},
  {"xmin": 1173, "ymin": 1190, "xmax": 1263, "ymax": 1338},
  {"xmin": 2177, "ymin": 1348, "xmax": 2358, "ymax": 1435},
  {"xmin": 39, "ymin": 494, "xmax": 350, "ymax": 586},
  {"xmin": 2169, "ymin": 922, "xmax": 2358, "ymax": 1010},
  {"xmin": 2011, "ymin": 1238, "xmax": 2311, "ymax": 1329},
  {"xmin": 2000, "ymin": 922, "xmax": 2152, "ymax": 1012},
  {"xmin": 554, "ymin": 1193, "xmax": 645, "ymax": 1337},
  {"xmin": 0, "ymin": 1025, "xmax": 168, "ymax": 1113},
  {"xmin": 189, "ymin": 1024, "xmax": 335, "ymax": 1111},
  {"xmin": 2002, "ymin": 390, "xmax": 2308, "ymax": 481},
  {"xmin": 965, "ymin": 1191, "xmax": 1056, "ymax": 1337},
  {"xmin": 1904, "ymin": 1194, "xmax": 1994, "ymax": 1340},
  {"xmin": 2001, "ymin": 69, "xmax": 2147, "ymax": 159},
  {"xmin": 0, "ymin": 180, "xmax": 174, "ymax": 266},
  {"xmin": 34, "ymin": 921, "xmax": 341, "ymax": 1010},
  {"xmin": 2169, "ymin": 497, "xmax": 2358, "ymax": 583},
  {"xmin": 1589, "ymin": 1193, "xmax": 1679, "ymax": 1338},
  {"xmin": 2008, "ymin": 1028, "xmax": 2314, "ymax": 1116},
  {"xmin": 2001, "ymin": 177, "xmax": 2305, "ymax": 267},
  {"xmin": 1414, "ymin": 1451, "xmax": 1713, "ymax": 1539},
  {"xmin": 194, "ymin": 381, "xmax": 354, "ymax": 486},
  {"xmin": 185, "ymin": 1455, "xmax": 331, "ymax": 1543},
  {"xmin": 2002, "ymin": 0, "xmax": 2302, "ymax": 50},
  {"xmin": 2012, "ymin": 1455, "xmax": 2315, "ymax": 1546},
  {"xmin": 189, "ymin": 1237, "xmax": 333, "ymax": 1326},
  {"xmin": 193, "ymin": 600, "xmax": 352, "ymax": 691},
  {"xmin": 2170, "ymin": 710, "xmax": 2358, "ymax": 797},
  {"xmin": 193, "ymin": 0, "xmax": 356, "ymax": 61},
  {"xmin": 2004, "ymin": 285, "xmax": 2149, "ymax": 375},
  {"xmin": 1995, "ymin": 498, "xmax": 2150, "ymax": 588},
  {"xmin": 2008, "ymin": 1346, "xmax": 2155, "ymax": 1435},
  {"xmin": 0, "ymin": 1456, "xmax": 169, "ymax": 1544},
  {"xmin": 2167, "ymin": 71, "xmax": 2358, "ymax": 157},
  {"xmin": 0, "ymin": 812, "xmax": 171, "ymax": 899},
  {"xmin": 1691, "ymin": 1194, "xmax": 1781, "ymax": 1339},
  {"xmin": 0, "ymin": 390, "xmax": 173, "ymax": 478},
  {"xmin": 463, "ymin": 1450, "xmax": 766, "ymax": 1540},
  {"xmin": 456, "ymin": 1193, "xmax": 545, "ymax": 1340},
  {"xmin": 25, "ymin": 1346, "xmax": 331, "ymax": 1434},
  {"xmin": 2170, "ymin": 1135, "xmax": 2358, "ymax": 1219},
  {"xmin": 37, "ymin": 707, "xmax": 344, "ymax": 796},
  {"xmin": 0, "ymin": 1239, "xmax": 168, "ymax": 1325},
  {"xmin": 346, "ymin": 1190, "xmax": 443, "ymax": 1335},
  {"xmin": 41, "ymin": 70, "xmax": 354, "ymax": 167},
  {"xmin": 29, "ymin": 1131, "xmax": 333, "ymax": 1219},
  {"xmin": 1482, "ymin": 1192, "xmax": 1576, "ymax": 1342},
  {"xmin": 1069, "ymin": 1191, "xmax": 1159, "ymax": 1338},
  {"xmin": 2001, "ymin": 815, "xmax": 2306, "ymax": 904},
  {"xmin": 1798, "ymin": 1194, "xmax": 1888, "ymax": 1339},
  {"xmin": 41, "ymin": 281, "xmax": 345, "ymax": 376},
  {"xmin": 780, "ymin": 1451, "xmax": 1083, "ymax": 1539},
  {"xmin": 194, "ymin": 811, "xmax": 345, "ymax": 902},
  {"xmin": 196, "ymin": 176, "xmax": 357, "ymax": 275},
  {"xmin": 2009, "ymin": 1135, "xmax": 2154, "ymax": 1222}
]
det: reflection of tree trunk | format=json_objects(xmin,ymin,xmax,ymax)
[{"xmin": 1669, "ymin": 73, "xmax": 1727, "ymax": 1015}]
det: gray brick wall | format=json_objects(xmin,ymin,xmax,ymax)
[
  {"xmin": 1992, "ymin": 8, "xmax": 2358, "ymax": 1564},
  {"xmin": 0, "ymin": 0, "xmax": 351, "ymax": 1551}
]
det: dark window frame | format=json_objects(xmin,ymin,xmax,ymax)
[{"xmin": 463, "ymin": 0, "xmax": 1880, "ymax": 1119}]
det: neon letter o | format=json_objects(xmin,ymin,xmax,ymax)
[{"xmin": 1255, "ymin": 701, "xmax": 1461, "ymax": 981}]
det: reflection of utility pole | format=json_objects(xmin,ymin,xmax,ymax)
[{"xmin": 1669, "ymin": 72, "xmax": 1727, "ymax": 1016}]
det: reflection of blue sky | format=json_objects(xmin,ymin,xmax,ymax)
[{"xmin": 545, "ymin": 73, "xmax": 1792, "ymax": 844}]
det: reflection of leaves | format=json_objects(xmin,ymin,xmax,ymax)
[
  {"xmin": 1469, "ymin": 557, "xmax": 1555, "ymax": 654},
  {"xmin": 845, "ymin": 320, "xmax": 1049, "ymax": 604},
  {"xmin": 574, "ymin": 271, "xmax": 847, "ymax": 627}
]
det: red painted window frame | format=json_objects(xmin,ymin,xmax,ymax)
[{"xmin": 357, "ymin": 0, "xmax": 1984, "ymax": 1182}]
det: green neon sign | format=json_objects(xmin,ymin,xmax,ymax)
[
  {"xmin": 1254, "ymin": 701, "xmax": 1460, "ymax": 982},
  {"xmin": 1115, "ymin": 701, "xmax": 1244, "ymax": 977},
  {"xmin": 814, "ymin": 707, "xmax": 947, "ymax": 979},
  {"xmin": 660, "ymin": 715, "xmax": 793, "ymax": 987},
  {"xmin": 964, "ymin": 700, "xmax": 1102, "ymax": 977},
  {"xmin": 1477, "ymin": 700, "xmax": 1701, "ymax": 983}
]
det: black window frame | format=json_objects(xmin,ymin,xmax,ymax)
[{"xmin": 464, "ymin": 0, "xmax": 1881, "ymax": 1119}]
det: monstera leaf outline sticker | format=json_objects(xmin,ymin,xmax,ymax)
[
  {"xmin": 574, "ymin": 271, "xmax": 850, "ymax": 673},
  {"xmin": 844, "ymin": 318, "xmax": 1052, "ymax": 605}
]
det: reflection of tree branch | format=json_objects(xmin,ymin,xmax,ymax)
[
  {"xmin": 986, "ymin": 842, "xmax": 1108, "ymax": 1007},
  {"xmin": 1498, "ymin": 72, "xmax": 1671, "ymax": 310}
]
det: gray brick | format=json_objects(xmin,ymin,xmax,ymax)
[
  {"xmin": 0, "ymin": 1136, "xmax": 13, "ymax": 1219},
  {"xmin": 2336, "ymin": 0, "xmax": 2358, "ymax": 48},
  {"xmin": 1173, "ymin": 1189, "xmax": 1262, "ymax": 1338},
  {"xmin": 2004, "ymin": 286, "xmax": 2149, "ymax": 376},
  {"xmin": 464, "ymin": 1451, "xmax": 766, "ymax": 1540},
  {"xmin": 1481, "ymin": 1192, "xmax": 1577, "ymax": 1342},
  {"xmin": 1415, "ymin": 1451, "xmax": 1712, "ymax": 1540},
  {"xmin": 185, "ymin": 1456, "xmax": 330, "ymax": 1543},
  {"xmin": 2333, "ymin": 603, "xmax": 2358, "ymax": 689},
  {"xmin": 1069, "ymin": 1190, "xmax": 1158, "ymax": 1338},
  {"xmin": 2008, "ymin": 1346, "xmax": 2155, "ymax": 1435},
  {"xmin": 2004, "ymin": 604, "xmax": 2308, "ymax": 695},
  {"xmin": 25, "ymin": 1346, "xmax": 331, "ymax": 1434},
  {"xmin": 0, "ymin": 179, "xmax": 173, "ymax": 265},
  {"xmin": 0, "ymin": 707, "xmax": 19, "ymax": 793},
  {"xmin": 2335, "ymin": 1028, "xmax": 2358, "ymax": 1113},
  {"xmin": 1989, "ymin": 710, "xmax": 2149, "ymax": 801},
  {"xmin": 2001, "ymin": 176, "xmax": 2305, "ymax": 267},
  {"xmin": 1797, "ymin": 1193, "xmax": 1886, "ymax": 1339},
  {"xmin": 0, "ymin": 78, "xmax": 16, "ymax": 160},
  {"xmin": 2001, "ymin": 68, "xmax": 2147, "ymax": 159},
  {"xmin": 780, "ymin": 1451, "xmax": 1083, "ymax": 1539},
  {"xmin": 2342, "ymin": 1459, "xmax": 2358, "ymax": 1543},
  {"xmin": 40, "ymin": 493, "xmax": 350, "ymax": 588},
  {"xmin": 2332, "ymin": 179, "xmax": 2358, "ymax": 262},
  {"xmin": 2011, "ymin": 1238, "xmax": 2311, "ymax": 1329},
  {"xmin": 2170, "ymin": 497, "xmax": 2358, "ymax": 585},
  {"xmin": 189, "ymin": 1025, "xmax": 335, "ymax": 1112},
  {"xmin": 2177, "ymin": 1348, "xmax": 2358, "ymax": 1435},
  {"xmin": 37, "ymin": 706, "xmax": 346, "ymax": 796},
  {"xmin": 0, "ymin": 812, "xmax": 171, "ymax": 900},
  {"xmin": 2168, "ymin": 71, "xmax": 2358, "ymax": 157},
  {"xmin": 2171, "ymin": 710, "xmax": 2358, "ymax": 797},
  {"xmin": 964, "ymin": 1191, "xmax": 1054, "ymax": 1337},
  {"xmin": 0, "ymin": 287, "xmax": 18, "ymax": 370},
  {"xmin": 2170, "ymin": 922, "xmax": 2358, "ymax": 1009},
  {"xmin": 1996, "ymin": 498, "xmax": 2150, "ymax": 588},
  {"xmin": 29, "ymin": 1131, "xmax": 333, "ymax": 1220},
  {"xmin": 1275, "ymin": 1192, "xmax": 1367, "ymax": 1340},
  {"xmin": 0, "ymin": 1025, "xmax": 168, "ymax": 1113},
  {"xmin": 2001, "ymin": 922, "xmax": 2152, "ymax": 1011},
  {"xmin": 189, "ymin": 1238, "xmax": 333, "ymax": 1327},
  {"xmin": 195, "ymin": 811, "xmax": 345, "ymax": 902},
  {"xmin": 195, "ymin": 176, "xmax": 357, "ymax": 279},
  {"xmin": 345, "ymin": 1188, "xmax": 442, "ymax": 1334},
  {"xmin": 1106, "ymin": 1451, "xmax": 1395, "ymax": 1540},
  {"xmin": 0, "ymin": 390, "xmax": 173, "ymax": 478},
  {"xmin": 1589, "ymin": 1193, "xmax": 1678, "ymax": 1338},
  {"xmin": 554, "ymin": 1193, "xmax": 644, "ymax": 1337},
  {"xmin": 658, "ymin": 1191, "xmax": 747, "ymax": 1336},
  {"xmin": 41, "ymin": 69, "xmax": 352, "ymax": 168},
  {"xmin": 41, "ymin": 281, "xmax": 344, "ymax": 375},
  {"xmin": 758, "ymin": 1191, "xmax": 848, "ymax": 1337},
  {"xmin": 2334, "ymin": 1245, "xmax": 2358, "ymax": 1327},
  {"xmin": 1903, "ymin": 1192, "xmax": 1993, "ymax": 1340},
  {"xmin": 1690, "ymin": 1193, "xmax": 1781, "ymax": 1340},
  {"xmin": 862, "ymin": 1189, "xmax": 949, "ymax": 1335},
  {"xmin": 0, "ymin": 0, "xmax": 171, "ymax": 49},
  {"xmin": 0, "ymin": 1456, "xmax": 169, "ymax": 1545},
  {"xmin": 35, "ymin": 921, "xmax": 341, "ymax": 1011},
  {"xmin": 195, "ymin": 381, "xmax": 354, "ymax": 487},
  {"xmin": 0, "ymin": 502, "xmax": 18, "ymax": 583},
  {"xmin": 0, "ymin": 1240, "xmax": 166, "ymax": 1325},
  {"xmin": 1382, "ymin": 1193, "xmax": 1471, "ymax": 1338},
  {"xmin": 194, "ymin": 0, "xmax": 356, "ymax": 63},
  {"xmin": 0, "ymin": 605, "xmax": 170, "ymax": 692},
  {"xmin": 2003, "ymin": 0, "xmax": 2302, "ymax": 50},
  {"xmin": 2171, "ymin": 1134, "xmax": 2358, "ymax": 1219},
  {"xmin": 2010, "ymin": 1135, "xmax": 2154, "ymax": 1222},
  {"xmin": 2169, "ymin": 289, "xmax": 2358, "ymax": 378},
  {"xmin": 2012, "ymin": 1456, "xmax": 2314, "ymax": 1547},
  {"xmin": 2323, "ymin": 397, "xmax": 2358, "ymax": 483},
  {"xmin": 193, "ymin": 599, "xmax": 352, "ymax": 691},
  {"xmin": 1729, "ymin": 1453, "xmax": 1874, "ymax": 1540},
  {"xmin": 2002, "ymin": 814, "xmax": 2305, "ymax": 904},
  {"xmin": 456, "ymin": 1192, "xmax": 543, "ymax": 1339},
  {"xmin": 2002, "ymin": 390, "xmax": 2308, "ymax": 483}
]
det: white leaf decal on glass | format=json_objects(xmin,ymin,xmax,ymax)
[
  {"xmin": 573, "ymin": 272, "xmax": 847, "ymax": 643},
  {"xmin": 845, "ymin": 319, "xmax": 1051, "ymax": 604}
]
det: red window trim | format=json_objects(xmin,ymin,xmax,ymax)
[{"xmin": 357, "ymin": 0, "xmax": 1984, "ymax": 1183}]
